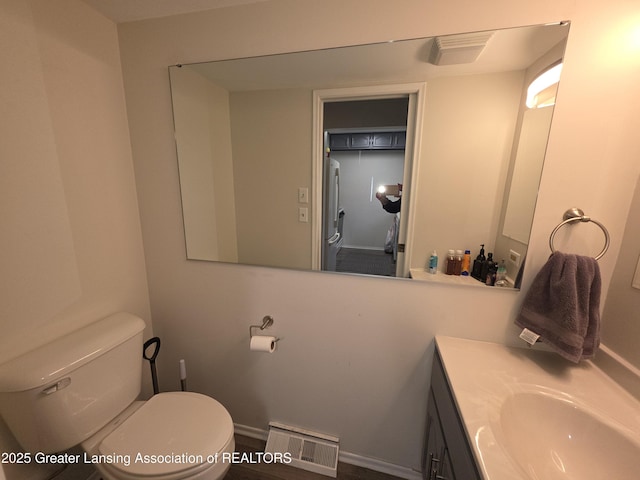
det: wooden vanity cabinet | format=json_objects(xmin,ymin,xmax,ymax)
[{"xmin": 423, "ymin": 350, "xmax": 482, "ymax": 480}]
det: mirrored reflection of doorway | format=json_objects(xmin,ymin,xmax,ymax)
[{"xmin": 322, "ymin": 97, "xmax": 409, "ymax": 277}]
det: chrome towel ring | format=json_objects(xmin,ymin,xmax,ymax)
[{"xmin": 549, "ymin": 208, "xmax": 610, "ymax": 260}]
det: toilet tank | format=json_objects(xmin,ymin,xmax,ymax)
[{"xmin": 0, "ymin": 312, "xmax": 146, "ymax": 453}]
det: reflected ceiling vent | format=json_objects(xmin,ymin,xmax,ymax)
[{"xmin": 428, "ymin": 31, "xmax": 494, "ymax": 65}]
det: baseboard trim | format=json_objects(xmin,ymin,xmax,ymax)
[
  {"xmin": 234, "ymin": 422, "xmax": 269, "ymax": 441},
  {"xmin": 233, "ymin": 423, "xmax": 422, "ymax": 480},
  {"xmin": 338, "ymin": 450, "xmax": 422, "ymax": 480}
]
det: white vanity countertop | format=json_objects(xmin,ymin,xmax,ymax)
[
  {"xmin": 434, "ymin": 336, "xmax": 640, "ymax": 480},
  {"xmin": 409, "ymin": 269, "xmax": 515, "ymax": 288}
]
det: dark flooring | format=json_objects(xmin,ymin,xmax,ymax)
[
  {"xmin": 225, "ymin": 435, "xmax": 406, "ymax": 480},
  {"xmin": 335, "ymin": 248, "xmax": 396, "ymax": 277}
]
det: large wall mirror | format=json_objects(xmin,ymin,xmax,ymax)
[{"xmin": 169, "ymin": 22, "xmax": 570, "ymax": 288}]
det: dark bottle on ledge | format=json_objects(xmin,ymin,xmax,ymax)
[
  {"xmin": 481, "ymin": 252, "xmax": 494, "ymax": 283},
  {"xmin": 485, "ymin": 257, "xmax": 498, "ymax": 286},
  {"xmin": 471, "ymin": 244, "xmax": 486, "ymax": 280}
]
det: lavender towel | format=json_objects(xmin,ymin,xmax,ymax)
[{"xmin": 515, "ymin": 252, "xmax": 601, "ymax": 363}]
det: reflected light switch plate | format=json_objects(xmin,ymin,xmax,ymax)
[
  {"xmin": 633, "ymin": 255, "xmax": 640, "ymax": 290},
  {"xmin": 509, "ymin": 249, "xmax": 521, "ymax": 267},
  {"xmin": 298, "ymin": 207, "xmax": 308, "ymax": 223},
  {"xmin": 298, "ymin": 187, "xmax": 308, "ymax": 204}
]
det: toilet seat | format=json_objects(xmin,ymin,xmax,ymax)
[{"xmin": 96, "ymin": 392, "xmax": 234, "ymax": 479}]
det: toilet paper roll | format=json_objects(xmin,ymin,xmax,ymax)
[{"xmin": 250, "ymin": 335, "xmax": 277, "ymax": 353}]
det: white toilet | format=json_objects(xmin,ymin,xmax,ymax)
[{"xmin": 0, "ymin": 313, "xmax": 235, "ymax": 480}]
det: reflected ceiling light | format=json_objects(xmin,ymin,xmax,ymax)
[{"xmin": 526, "ymin": 62, "xmax": 563, "ymax": 109}]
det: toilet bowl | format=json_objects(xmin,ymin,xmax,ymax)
[
  {"xmin": 0, "ymin": 313, "xmax": 234, "ymax": 480},
  {"xmin": 82, "ymin": 392, "xmax": 234, "ymax": 480}
]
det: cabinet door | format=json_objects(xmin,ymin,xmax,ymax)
[
  {"xmin": 428, "ymin": 351, "xmax": 482, "ymax": 480},
  {"xmin": 393, "ymin": 131, "xmax": 406, "ymax": 148},
  {"xmin": 424, "ymin": 390, "xmax": 455, "ymax": 480},
  {"xmin": 329, "ymin": 133, "xmax": 350, "ymax": 150},
  {"xmin": 350, "ymin": 133, "xmax": 371, "ymax": 149},
  {"xmin": 371, "ymin": 132, "xmax": 394, "ymax": 148},
  {"xmin": 438, "ymin": 448, "xmax": 454, "ymax": 480}
]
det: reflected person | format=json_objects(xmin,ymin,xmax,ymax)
[{"xmin": 375, "ymin": 184, "xmax": 402, "ymax": 214}]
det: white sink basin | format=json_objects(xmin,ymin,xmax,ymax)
[
  {"xmin": 435, "ymin": 337, "xmax": 640, "ymax": 480},
  {"xmin": 498, "ymin": 390, "xmax": 640, "ymax": 479}
]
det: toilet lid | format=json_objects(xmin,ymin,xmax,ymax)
[{"xmin": 99, "ymin": 392, "xmax": 233, "ymax": 477}]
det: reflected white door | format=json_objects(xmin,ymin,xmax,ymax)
[{"xmin": 322, "ymin": 156, "xmax": 340, "ymax": 270}]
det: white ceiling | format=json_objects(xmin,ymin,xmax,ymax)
[
  {"xmin": 185, "ymin": 24, "xmax": 569, "ymax": 92},
  {"xmin": 78, "ymin": 2, "xmax": 568, "ymax": 93},
  {"xmin": 81, "ymin": 0, "xmax": 267, "ymax": 23}
]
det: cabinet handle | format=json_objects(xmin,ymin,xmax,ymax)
[
  {"xmin": 434, "ymin": 448, "xmax": 449, "ymax": 480},
  {"xmin": 427, "ymin": 454, "xmax": 440, "ymax": 480}
]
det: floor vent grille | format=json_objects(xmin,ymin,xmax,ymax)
[{"xmin": 265, "ymin": 422, "xmax": 339, "ymax": 477}]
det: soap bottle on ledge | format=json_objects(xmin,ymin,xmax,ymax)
[
  {"xmin": 445, "ymin": 249, "xmax": 456, "ymax": 275},
  {"xmin": 471, "ymin": 244, "xmax": 486, "ymax": 280},
  {"xmin": 461, "ymin": 250, "xmax": 471, "ymax": 276},
  {"xmin": 453, "ymin": 250, "xmax": 463, "ymax": 275},
  {"xmin": 428, "ymin": 250, "xmax": 438, "ymax": 274}
]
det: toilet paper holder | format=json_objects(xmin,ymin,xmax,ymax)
[{"xmin": 249, "ymin": 315, "xmax": 280, "ymax": 342}]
